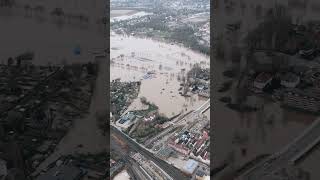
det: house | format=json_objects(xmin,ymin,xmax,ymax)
[
  {"xmin": 198, "ymin": 89, "xmax": 210, "ymax": 98},
  {"xmin": 118, "ymin": 112, "xmax": 135, "ymax": 124},
  {"xmin": 15, "ymin": 52, "xmax": 34, "ymax": 66},
  {"xmin": 253, "ymin": 72, "xmax": 273, "ymax": 92},
  {"xmin": 280, "ymin": 72, "xmax": 300, "ymax": 88},
  {"xmin": 168, "ymin": 141, "xmax": 190, "ymax": 156}
]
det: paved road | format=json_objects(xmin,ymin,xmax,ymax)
[
  {"xmin": 111, "ymin": 131, "xmax": 150, "ymax": 180},
  {"xmin": 111, "ymin": 126, "xmax": 190, "ymax": 180},
  {"xmin": 239, "ymin": 118, "xmax": 320, "ymax": 180},
  {"xmin": 194, "ymin": 99, "xmax": 210, "ymax": 113}
]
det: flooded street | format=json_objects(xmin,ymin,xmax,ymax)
[{"xmin": 110, "ymin": 33, "xmax": 209, "ymax": 116}]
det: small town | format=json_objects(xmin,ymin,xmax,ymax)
[
  {"xmin": 110, "ymin": 61, "xmax": 210, "ymax": 180},
  {"xmin": 0, "ymin": 51, "xmax": 108, "ymax": 179}
]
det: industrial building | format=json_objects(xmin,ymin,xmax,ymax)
[{"xmin": 183, "ymin": 159, "xmax": 199, "ymax": 175}]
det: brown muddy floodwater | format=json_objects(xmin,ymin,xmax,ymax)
[
  {"xmin": 0, "ymin": 15, "xmax": 104, "ymax": 65},
  {"xmin": 110, "ymin": 33, "xmax": 210, "ymax": 117},
  {"xmin": 212, "ymin": 58, "xmax": 319, "ymax": 176}
]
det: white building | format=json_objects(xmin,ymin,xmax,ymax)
[
  {"xmin": 183, "ymin": 159, "xmax": 199, "ymax": 175},
  {"xmin": 280, "ymin": 72, "xmax": 300, "ymax": 88}
]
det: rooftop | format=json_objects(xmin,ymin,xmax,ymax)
[
  {"xmin": 183, "ymin": 159, "xmax": 199, "ymax": 174},
  {"xmin": 119, "ymin": 112, "xmax": 136, "ymax": 124},
  {"xmin": 255, "ymin": 73, "xmax": 273, "ymax": 83}
]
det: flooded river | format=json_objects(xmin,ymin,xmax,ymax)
[{"xmin": 110, "ymin": 33, "xmax": 210, "ymax": 117}]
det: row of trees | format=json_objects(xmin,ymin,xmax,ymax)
[{"xmin": 112, "ymin": 12, "xmax": 210, "ymax": 55}]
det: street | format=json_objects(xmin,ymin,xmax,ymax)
[{"xmin": 111, "ymin": 126, "xmax": 190, "ymax": 180}]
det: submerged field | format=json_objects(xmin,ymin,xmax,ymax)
[{"xmin": 110, "ymin": 33, "xmax": 209, "ymax": 117}]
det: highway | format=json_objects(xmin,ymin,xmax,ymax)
[
  {"xmin": 194, "ymin": 99, "xmax": 210, "ymax": 114},
  {"xmin": 238, "ymin": 118, "xmax": 320, "ymax": 180},
  {"xmin": 111, "ymin": 126, "xmax": 189, "ymax": 180}
]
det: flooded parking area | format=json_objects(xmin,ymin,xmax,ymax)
[{"xmin": 110, "ymin": 33, "xmax": 210, "ymax": 116}]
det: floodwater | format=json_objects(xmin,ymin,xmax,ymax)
[
  {"xmin": 1, "ymin": 13, "xmax": 108, "ymax": 175},
  {"xmin": 214, "ymin": 3, "xmax": 320, "ymax": 178},
  {"xmin": 0, "ymin": 14, "xmax": 105, "ymax": 65},
  {"xmin": 212, "ymin": 58, "xmax": 318, "ymax": 171},
  {"xmin": 110, "ymin": 33, "xmax": 210, "ymax": 117}
]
